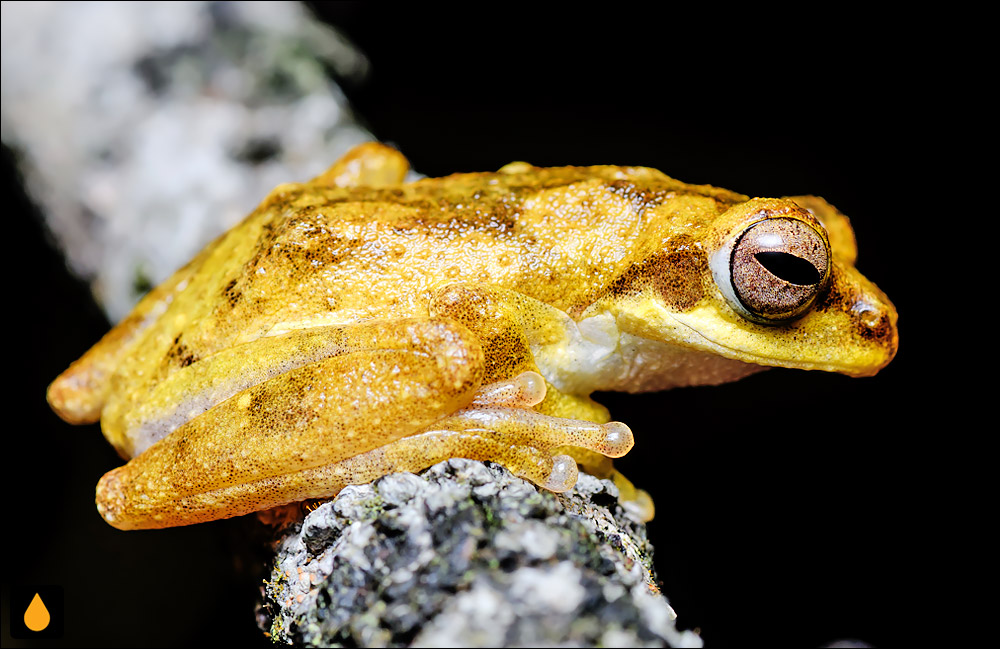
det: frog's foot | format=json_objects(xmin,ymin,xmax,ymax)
[
  {"xmin": 433, "ymin": 405, "xmax": 634, "ymax": 462},
  {"xmin": 552, "ymin": 447, "xmax": 655, "ymax": 522},
  {"xmin": 96, "ymin": 389, "xmax": 628, "ymax": 530},
  {"xmin": 611, "ymin": 470, "xmax": 655, "ymax": 522},
  {"xmin": 365, "ymin": 428, "xmax": 583, "ymax": 493},
  {"xmin": 99, "ymin": 427, "xmax": 583, "ymax": 532},
  {"xmin": 404, "ymin": 374, "xmax": 633, "ymax": 492},
  {"xmin": 368, "ymin": 370, "xmax": 632, "ymax": 492},
  {"xmin": 248, "ymin": 406, "xmax": 630, "ymax": 498}
]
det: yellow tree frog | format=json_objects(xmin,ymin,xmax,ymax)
[{"xmin": 46, "ymin": 142, "xmax": 897, "ymax": 530}]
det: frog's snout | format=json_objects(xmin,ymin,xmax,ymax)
[
  {"xmin": 849, "ymin": 287, "xmax": 899, "ymax": 371},
  {"xmin": 817, "ymin": 264, "xmax": 898, "ymax": 375}
]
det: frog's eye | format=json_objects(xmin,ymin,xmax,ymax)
[{"xmin": 720, "ymin": 218, "xmax": 831, "ymax": 323}]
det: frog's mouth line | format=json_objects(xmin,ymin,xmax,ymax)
[{"xmin": 657, "ymin": 312, "xmax": 870, "ymax": 375}]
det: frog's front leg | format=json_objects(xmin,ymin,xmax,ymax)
[
  {"xmin": 431, "ymin": 283, "xmax": 655, "ymax": 521},
  {"xmin": 266, "ymin": 372, "xmax": 634, "ymax": 500}
]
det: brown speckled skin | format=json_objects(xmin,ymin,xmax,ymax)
[{"xmin": 47, "ymin": 143, "xmax": 897, "ymax": 529}]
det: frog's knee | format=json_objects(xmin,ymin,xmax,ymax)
[
  {"xmin": 312, "ymin": 142, "xmax": 410, "ymax": 188},
  {"xmin": 47, "ymin": 370, "xmax": 105, "ymax": 425},
  {"xmin": 96, "ymin": 465, "xmax": 150, "ymax": 530}
]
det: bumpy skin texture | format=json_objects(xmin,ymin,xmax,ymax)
[{"xmin": 47, "ymin": 143, "xmax": 898, "ymax": 530}]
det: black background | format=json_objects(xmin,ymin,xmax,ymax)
[{"xmin": 5, "ymin": 4, "xmax": 943, "ymax": 647}]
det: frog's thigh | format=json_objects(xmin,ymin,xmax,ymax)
[
  {"xmin": 105, "ymin": 319, "xmax": 480, "ymax": 456},
  {"xmin": 96, "ymin": 318, "xmax": 485, "ymax": 530}
]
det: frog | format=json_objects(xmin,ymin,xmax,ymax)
[{"xmin": 46, "ymin": 142, "xmax": 898, "ymax": 530}]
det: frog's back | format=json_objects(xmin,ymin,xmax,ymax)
[{"xmin": 131, "ymin": 164, "xmax": 746, "ymax": 378}]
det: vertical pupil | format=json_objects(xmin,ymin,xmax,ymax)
[{"xmin": 753, "ymin": 252, "xmax": 821, "ymax": 285}]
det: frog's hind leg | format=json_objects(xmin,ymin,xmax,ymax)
[
  {"xmin": 95, "ymin": 318, "xmax": 486, "ymax": 530},
  {"xmin": 50, "ymin": 142, "xmax": 408, "ymax": 426},
  {"xmin": 99, "ymin": 370, "xmax": 635, "ymax": 530}
]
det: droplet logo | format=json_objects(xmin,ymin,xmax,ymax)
[
  {"xmin": 24, "ymin": 592, "xmax": 51, "ymax": 631},
  {"xmin": 9, "ymin": 585, "xmax": 63, "ymax": 638}
]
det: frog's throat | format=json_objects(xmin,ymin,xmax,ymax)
[
  {"xmin": 533, "ymin": 302, "xmax": 889, "ymax": 397},
  {"xmin": 531, "ymin": 310, "xmax": 767, "ymax": 396},
  {"xmin": 659, "ymin": 303, "xmax": 895, "ymax": 377},
  {"xmin": 663, "ymin": 314, "xmax": 845, "ymax": 372}
]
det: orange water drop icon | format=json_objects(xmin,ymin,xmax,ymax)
[{"xmin": 24, "ymin": 592, "xmax": 51, "ymax": 632}]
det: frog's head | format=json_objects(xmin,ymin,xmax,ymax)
[{"xmin": 591, "ymin": 195, "xmax": 897, "ymax": 385}]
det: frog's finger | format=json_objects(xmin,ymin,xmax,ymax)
[
  {"xmin": 611, "ymin": 471, "xmax": 656, "ymax": 522},
  {"xmin": 431, "ymin": 407, "xmax": 634, "ymax": 459},
  {"xmin": 379, "ymin": 429, "xmax": 580, "ymax": 492},
  {"xmin": 469, "ymin": 371, "xmax": 547, "ymax": 407},
  {"xmin": 547, "ymin": 445, "xmax": 655, "ymax": 522}
]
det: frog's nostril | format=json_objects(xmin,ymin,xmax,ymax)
[
  {"xmin": 849, "ymin": 296, "xmax": 898, "ymax": 363},
  {"xmin": 853, "ymin": 302, "xmax": 882, "ymax": 328}
]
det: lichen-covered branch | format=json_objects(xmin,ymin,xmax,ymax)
[{"xmin": 260, "ymin": 459, "xmax": 701, "ymax": 648}]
